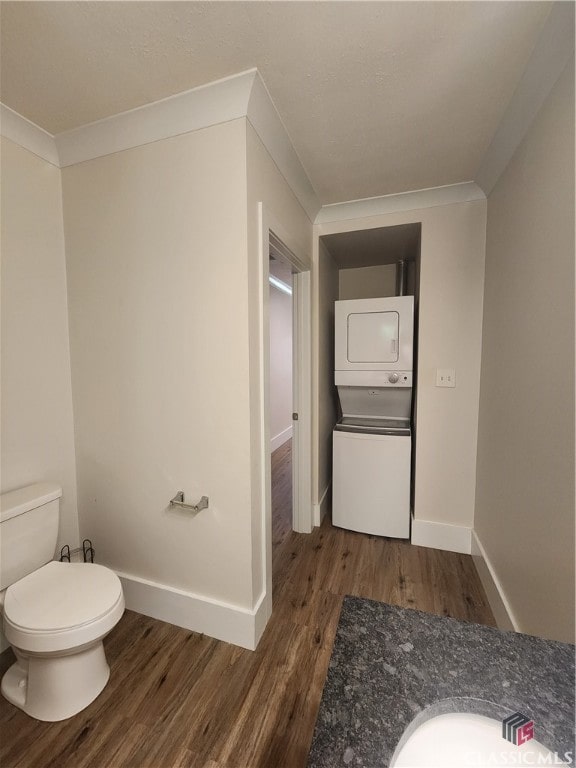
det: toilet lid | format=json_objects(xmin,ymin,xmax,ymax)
[{"xmin": 4, "ymin": 561, "xmax": 123, "ymax": 632}]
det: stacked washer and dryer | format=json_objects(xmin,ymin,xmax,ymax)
[{"xmin": 332, "ymin": 296, "xmax": 414, "ymax": 538}]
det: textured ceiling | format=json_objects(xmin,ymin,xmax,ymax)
[{"xmin": 0, "ymin": 1, "xmax": 551, "ymax": 204}]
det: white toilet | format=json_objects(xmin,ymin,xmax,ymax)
[{"xmin": 0, "ymin": 482, "xmax": 125, "ymax": 721}]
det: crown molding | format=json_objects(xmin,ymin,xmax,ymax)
[
  {"xmin": 315, "ymin": 182, "xmax": 486, "ymax": 225},
  {"xmin": 247, "ymin": 72, "xmax": 320, "ymax": 221},
  {"xmin": 476, "ymin": 2, "xmax": 575, "ymax": 196},
  {"xmin": 9, "ymin": 4, "xmax": 568, "ymax": 221},
  {"xmin": 0, "ymin": 103, "xmax": 59, "ymax": 166},
  {"xmin": 55, "ymin": 69, "xmax": 257, "ymax": 168},
  {"xmin": 2, "ymin": 68, "xmax": 321, "ymax": 222}
]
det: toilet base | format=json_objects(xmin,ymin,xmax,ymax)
[{"xmin": 1, "ymin": 641, "xmax": 110, "ymax": 721}]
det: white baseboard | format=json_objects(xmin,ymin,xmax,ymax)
[
  {"xmin": 313, "ymin": 483, "xmax": 331, "ymax": 527},
  {"xmin": 254, "ymin": 590, "xmax": 272, "ymax": 648},
  {"xmin": 471, "ymin": 531, "xmax": 519, "ymax": 632},
  {"xmin": 411, "ymin": 517, "xmax": 472, "ymax": 554},
  {"xmin": 117, "ymin": 571, "xmax": 268, "ymax": 651},
  {"xmin": 270, "ymin": 425, "xmax": 292, "ymax": 452}
]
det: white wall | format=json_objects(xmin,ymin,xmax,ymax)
[
  {"xmin": 315, "ymin": 200, "xmax": 487, "ymax": 540},
  {"xmin": 1, "ymin": 111, "xmax": 311, "ymax": 650},
  {"xmin": 1, "ymin": 137, "xmax": 79, "ymax": 551},
  {"xmin": 268, "ymin": 283, "xmax": 292, "ymax": 451},
  {"xmin": 474, "ymin": 61, "xmax": 575, "ymax": 643},
  {"xmin": 313, "ymin": 239, "xmax": 339, "ymax": 517},
  {"xmin": 62, "ymin": 120, "xmax": 264, "ymax": 645},
  {"xmin": 338, "ymin": 264, "xmax": 396, "ymax": 299},
  {"xmin": 246, "ymin": 119, "xmax": 312, "ymax": 624}
]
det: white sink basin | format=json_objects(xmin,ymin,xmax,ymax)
[{"xmin": 391, "ymin": 712, "xmax": 567, "ymax": 767}]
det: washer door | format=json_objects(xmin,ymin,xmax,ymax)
[{"xmin": 332, "ymin": 429, "xmax": 411, "ymax": 538}]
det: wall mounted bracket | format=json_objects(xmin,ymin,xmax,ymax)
[{"xmin": 169, "ymin": 491, "xmax": 209, "ymax": 514}]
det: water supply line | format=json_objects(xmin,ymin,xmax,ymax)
[{"xmin": 396, "ymin": 260, "xmax": 407, "ymax": 296}]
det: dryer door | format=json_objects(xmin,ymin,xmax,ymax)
[
  {"xmin": 347, "ymin": 310, "xmax": 399, "ymax": 363},
  {"xmin": 335, "ymin": 297, "xmax": 414, "ymax": 372}
]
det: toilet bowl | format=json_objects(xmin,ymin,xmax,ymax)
[{"xmin": 0, "ymin": 483, "xmax": 125, "ymax": 721}]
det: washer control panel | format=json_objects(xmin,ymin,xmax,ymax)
[
  {"xmin": 385, "ymin": 371, "xmax": 411, "ymax": 386},
  {"xmin": 370, "ymin": 371, "xmax": 412, "ymax": 387}
]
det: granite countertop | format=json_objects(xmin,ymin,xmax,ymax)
[{"xmin": 308, "ymin": 597, "xmax": 575, "ymax": 767}]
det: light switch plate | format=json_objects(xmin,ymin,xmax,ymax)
[{"xmin": 436, "ymin": 368, "xmax": 456, "ymax": 387}]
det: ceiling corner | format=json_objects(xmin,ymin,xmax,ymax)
[
  {"xmin": 0, "ymin": 103, "xmax": 59, "ymax": 167},
  {"xmin": 475, "ymin": 2, "xmax": 575, "ymax": 197},
  {"xmin": 247, "ymin": 70, "xmax": 321, "ymax": 223}
]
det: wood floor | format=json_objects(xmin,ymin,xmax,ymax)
[{"xmin": 0, "ymin": 440, "xmax": 495, "ymax": 768}]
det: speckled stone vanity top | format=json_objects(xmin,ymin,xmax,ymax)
[{"xmin": 308, "ymin": 597, "xmax": 575, "ymax": 767}]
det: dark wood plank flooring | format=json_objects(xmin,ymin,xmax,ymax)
[{"xmin": 0, "ymin": 440, "xmax": 495, "ymax": 767}]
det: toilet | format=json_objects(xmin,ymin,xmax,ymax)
[{"xmin": 0, "ymin": 483, "xmax": 125, "ymax": 721}]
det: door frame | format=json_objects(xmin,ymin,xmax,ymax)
[
  {"xmin": 289, "ymin": 268, "xmax": 312, "ymax": 532},
  {"xmin": 258, "ymin": 203, "xmax": 312, "ymax": 623}
]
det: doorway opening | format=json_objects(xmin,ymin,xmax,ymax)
[
  {"xmin": 268, "ymin": 255, "xmax": 294, "ymax": 560},
  {"xmin": 267, "ymin": 230, "xmax": 311, "ymax": 535}
]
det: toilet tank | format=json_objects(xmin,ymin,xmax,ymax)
[{"xmin": 0, "ymin": 483, "xmax": 62, "ymax": 591}]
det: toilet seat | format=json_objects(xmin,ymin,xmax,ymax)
[{"xmin": 3, "ymin": 561, "xmax": 124, "ymax": 654}]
